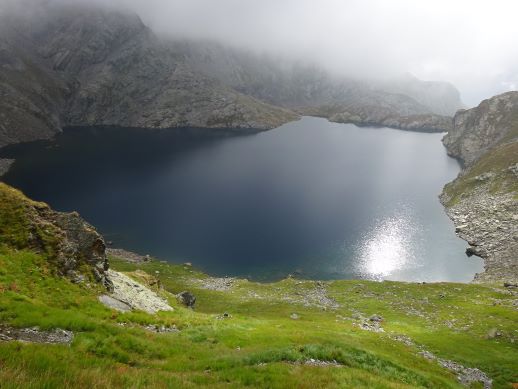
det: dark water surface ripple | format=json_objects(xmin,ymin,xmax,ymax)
[{"xmin": 1, "ymin": 117, "xmax": 483, "ymax": 281}]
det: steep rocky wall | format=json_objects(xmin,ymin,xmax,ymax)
[
  {"xmin": 0, "ymin": 29, "xmax": 68, "ymax": 147},
  {"xmin": 443, "ymin": 91, "xmax": 518, "ymax": 165}
]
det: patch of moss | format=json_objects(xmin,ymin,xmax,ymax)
[{"xmin": 0, "ymin": 183, "xmax": 61, "ymax": 255}]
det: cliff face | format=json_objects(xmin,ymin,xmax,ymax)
[
  {"xmin": 0, "ymin": 183, "xmax": 112, "ymax": 289},
  {"xmin": 0, "ymin": 3, "xmax": 462, "ymax": 148},
  {"xmin": 0, "ymin": 21, "xmax": 69, "ymax": 147},
  {"xmin": 441, "ymin": 92, "xmax": 518, "ymax": 283},
  {"xmin": 443, "ymin": 91, "xmax": 518, "ymax": 165},
  {"xmin": 38, "ymin": 9, "xmax": 296, "ymax": 130}
]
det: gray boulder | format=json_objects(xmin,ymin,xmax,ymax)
[{"xmin": 177, "ymin": 291, "xmax": 196, "ymax": 308}]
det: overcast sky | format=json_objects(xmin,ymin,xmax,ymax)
[{"xmin": 6, "ymin": 0, "xmax": 518, "ymax": 106}]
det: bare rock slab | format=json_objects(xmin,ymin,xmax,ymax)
[
  {"xmin": 98, "ymin": 295, "xmax": 132, "ymax": 312},
  {"xmin": 101, "ymin": 270, "xmax": 173, "ymax": 314}
]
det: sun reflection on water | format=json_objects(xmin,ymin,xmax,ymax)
[{"xmin": 357, "ymin": 211, "xmax": 420, "ymax": 280}]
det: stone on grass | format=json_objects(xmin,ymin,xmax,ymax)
[{"xmin": 177, "ymin": 291, "xmax": 196, "ymax": 308}]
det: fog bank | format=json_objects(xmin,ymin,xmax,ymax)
[{"xmin": 3, "ymin": 0, "xmax": 518, "ymax": 106}]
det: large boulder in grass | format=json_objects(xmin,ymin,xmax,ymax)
[{"xmin": 177, "ymin": 291, "xmax": 196, "ymax": 308}]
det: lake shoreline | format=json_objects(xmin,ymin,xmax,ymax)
[{"xmin": 1, "ymin": 117, "xmax": 484, "ymax": 283}]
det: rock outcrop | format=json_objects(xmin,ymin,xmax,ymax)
[
  {"xmin": 177, "ymin": 291, "xmax": 196, "ymax": 308},
  {"xmin": 441, "ymin": 92, "xmax": 518, "ymax": 283},
  {"xmin": 99, "ymin": 270, "xmax": 173, "ymax": 314},
  {"xmin": 443, "ymin": 91, "xmax": 518, "ymax": 165},
  {"xmin": 0, "ymin": 183, "xmax": 112, "ymax": 288},
  {"xmin": 0, "ymin": 326, "xmax": 74, "ymax": 345}
]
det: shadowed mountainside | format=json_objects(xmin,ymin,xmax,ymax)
[{"xmin": 0, "ymin": 3, "xmax": 462, "ymax": 148}]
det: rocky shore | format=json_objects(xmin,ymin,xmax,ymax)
[
  {"xmin": 441, "ymin": 92, "xmax": 518, "ymax": 284},
  {"xmin": 328, "ymin": 111, "xmax": 452, "ymax": 133},
  {"xmin": 441, "ymin": 186, "xmax": 518, "ymax": 283}
]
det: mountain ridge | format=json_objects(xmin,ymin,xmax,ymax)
[{"xmin": 0, "ymin": 3, "xmax": 462, "ymax": 148}]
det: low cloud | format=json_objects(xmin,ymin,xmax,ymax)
[{"xmin": 4, "ymin": 0, "xmax": 518, "ymax": 106}]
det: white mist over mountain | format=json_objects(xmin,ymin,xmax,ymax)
[{"xmin": 3, "ymin": 0, "xmax": 517, "ymax": 106}]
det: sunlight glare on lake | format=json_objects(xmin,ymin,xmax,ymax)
[
  {"xmin": 2, "ymin": 117, "xmax": 483, "ymax": 281},
  {"xmin": 358, "ymin": 212, "xmax": 417, "ymax": 280}
]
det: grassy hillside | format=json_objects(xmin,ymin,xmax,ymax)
[
  {"xmin": 442, "ymin": 93, "xmax": 518, "ymax": 206},
  {"xmin": 0, "ymin": 184, "xmax": 517, "ymax": 388},
  {"xmin": 0, "ymin": 245, "xmax": 516, "ymax": 388},
  {"xmin": 442, "ymin": 141, "xmax": 518, "ymax": 206}
]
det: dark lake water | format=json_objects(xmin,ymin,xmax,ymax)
[{"xmin": 1, "ymin": 117, "xmax": 483, "ymax": 282}]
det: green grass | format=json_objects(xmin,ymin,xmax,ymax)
[
  {"xmin": 0, "ymin": 182, "xmax": 516, "ymax": 388},
  {"xmin": 0, "ymin": 247, "xmax": 516, "ymax": 388},
  {"xmin": 443, "ymin": 141, "xmax": 518, "ymax": 206},
  {"xmin": 0, "ymin": 182, "xmax": 61, "ymax": 257},
  {"xmin": 442, "ymin": 105, "xmax": 518, "ymax": 206}
]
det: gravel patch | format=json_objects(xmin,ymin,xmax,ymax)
[
  {"xmin": 0, "ymin": 326, "xmax": 73, "ymax": 345},
  {"xmin": 106, "ymin": 248, "xmax": 152, "ymax": 263},
  {"xmin": 393, "ymin": 334, "xmax": 492, "ymax": 388},
  {"xmin": 196, "ymin": 277, "xmax": 235, "ymax": 291}
]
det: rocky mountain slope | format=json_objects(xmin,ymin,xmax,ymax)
[
  {"xmin": 0, "ymin": 4, "xmax": 296, "ymax": 148},
  {"xmin": 0, "ymin": 2, "xmax": 462, "ymax": 149},
  {"xmin": 177, "ymin": 41, "xmax": 460, "ymax": 131},
  {"xmin": 441, "ymin": 91, "xmax": 518, "ymax": 283}
]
